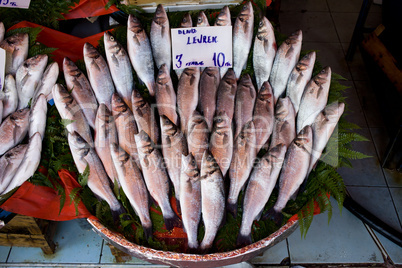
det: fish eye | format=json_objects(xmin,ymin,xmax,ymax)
[
  {"xmin": 217, "ymin": 117, "xmax": 222, "ymax": 123},
  {"xmin": 191, "ymin": 159, "xmax": 196, "ymax": 165},
  {"xmin": 110, "ymin": 36, "xmax": 114, "ymax": 41},
  {"xmin": 198, "ymin": 17, "xmax": 202, "ymax": 23},
  {"xmin": 207, "ymin": 155, "xmax": 213, "ymax": 161},
  {"xmin": 259, "ymin": 21, "xmax": 263, "ymax": 27},
  {"xmin": 183, "ymin": 17, "xmax": 187, "ymax": 22}
]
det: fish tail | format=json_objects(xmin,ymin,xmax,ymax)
[
  {"xmin": 143, "ymin": 225, "xmax": 153, "ymax": 240},
  {"xmin": 111, "ymin": 205, "xmax": 126, "ymax": 223},
  {"xmin": 262, "ymin": 207, "xmax": 283, "ymax": 226},
  {"xmin": 164, "ymin": 213, "xmax": 182, "ymax": 230},
  {"xmin": 226, "ymin": 201, "xmax": 238, "ymax": 219},
  {"xmin": 236, "ymin": 233, "xmax": 252, "ymax": 247}
]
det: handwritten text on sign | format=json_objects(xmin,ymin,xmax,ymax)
[
  {"xmin": 171, "ymin": 26, "xmax": 232, "ymax": 69},
  {"xmin": 0, "ymin": 0, "xmax": 31, "ymax": 9}
]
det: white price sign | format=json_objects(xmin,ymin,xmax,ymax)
[
  {"xmin": 171, "ymin": 26, "xmax": 232, "ymax": 70},
  {"xmin": 0, "ymin": 0, "xmax": 31, "ymax": 9},
  {"xmin": 0, "ymin": 48, "xmax": 5, "ymax": 92}
]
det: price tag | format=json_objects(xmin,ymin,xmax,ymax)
[
  {"xmin": 171, "ymin": 26, "xmax": 232, "ymax": 70},
  {"xmin": 0, "ymin": 48, "xmax": 5, "ymax": 92},
  {"xmin": 0, "ymin": 0, "xmax": 31, "ymax": 9}
]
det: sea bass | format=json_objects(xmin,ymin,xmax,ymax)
[
  {"xmin": 52, "ymin": 84, "xmax": 93, "ymax": 146},
  {"xmin": 104, "ymin": 31, "xmax": 135, "ymax": 109},
  {"xmin": 150, "ymin": 4, "xmax": 171, "ymax": 71},
  {"xmin": 63, "ymin": 57, "xmax": 98, "ymax": 129},
  {"xmin": 210, "ymin": 111, "xmax": 233, "ymax": 177},
  {"xmin": 94, "ymin": 104, "xmax": 119, "ymax": 184},
  {"xmin": 131, "ymin": 90, "xmax": 159, "ymax": 145},
  {"xmin": 127, "ymin": 15, "xmax": 155, "ymax": 96},
  {"xmin": 160, "ymin": 115, "xmax": 188, "ymax": 207},
  {"xmin": 187, "ymin": 111, "xmax": 209, "ymax": 169},
  {"xmin": 286, "ymin": 51, "xmax": 316, "ymax": 114},
  {"xmin": 197, "ymin": 11, "xmax": 210, "ymax": 27},
  {"xmin": 33, "ymin": 61, "xmax": 59, "ymax": 102},
  {"xmin": 1, "ymin": 74, "xmax": 18, "ymax": 119},
  {"xmin": 155, "ymin": 64, "xmax": 178, "ymax": 126},
  {"xmin": 180, "ymin": 153, "xmax": 201, "ymax": 250},
  {"xmin": 0, "ymin": 33, "xmax": 29, "ymax": 76},
  {"xmin": 1, "ymin": 132, "xmax": 42, "ymax": 195},
  {"xmin": 266, "ymin": 126, "xmax": 313, "ymax": 225},
  {"xmin": 175, "ymin": 13, "xmax": 193, "ymax": 79},
  {"xmin": 309, "ymin": 102, "xmax": 345, "ymax": 173},
  {"xmin": 215, "ymin": 69, "xmax": 237, "ymax": 123},
  {"xmin": 269, "ymin": 97, "xmax": 296, "ymax": 150},
  {"xmin": 16, "ymin": 54, "xmax": 48, "ymax": 109},
  {"xmin": 177, "ymin": 67, "xmax": 200, "ymax": 136},
  {"xmin": 0, "ymin": 144, "xmax": 28, "ymax": 194},
  {"xmin": 135, "ymin": 130, "xmax": 180, "ymax": 230},
  {"xmin": 69, "ymin": 131, "xmax": 125, "ymax": 221},
  {"xmin": 297, "ymin": 66, "xmax": 331, "ymax": 133},
  {"xmin": 199, "ymin": 67, "xmax": 220, "ymax": 131},
  {"xmin": 269, "ymin": 30, "xmax": 302, "ymax": 103},
  {"xmin": 253, "ymin": 17, "xmax": 277, "ymax": 90},
  {"xmin": 111, "ymin": 93, "xmax": 140, "ymax": 168},
  {"xmin": 28, "ymin": 93, "xmax": 47, "ymax": 140},
  {"xmin": 84, "ymin": 42, "xmax": 115, "ymax": 110},
  {"xmin": 252, "ymin": 81, "xmax": 275, "ymax": 152},
  {"xmin": 0, "ymin": 108, "xmax": 30, "ymax": 155},
  {"xmin": 200, "ymin": 150, "xmax": 225, "ymax": 252},
  {"xmin": 237, "ymin": 144, "xmax": 286, "ymax": 246},
  {"xmin": 234, "ymin": 74, "xmax": 256, "ymax": 139},
  {"xmin": 214, "ymin": 6, "xmax": 231, "ymax": 77},
  {"xmin": 110, "ymin": 143, "xmax": 153, "ymax": 239},
  {"xmin": 232, "ymin": 1, "xmax": 254, "ymax": 79}
]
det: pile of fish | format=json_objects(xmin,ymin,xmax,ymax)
[{"xmin": 0, "ymin": 25, "xmax": 57, "ymax": 195}]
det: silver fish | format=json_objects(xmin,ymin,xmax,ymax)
[
  {"xmin": 267, "ymin": 125, "xmax": 313, "ymax": 225},
  {"xmin": 253, "ymin": 17, "xmax": 277, "ymax": 90},
  {"xmin": 252, "ymin": 81, "xmax": 275, "ymax": 152},
  {"xmin": 135, "ymin": 130, "xmax": 180, "ymax": 230},
  {"xmin": 210, "ymin": 111, "xmax": 233, "ymax": 177},
  {"xmin": 160, "ymin": 115, "xmax": 188, "ymax": 206},
  {"xmin": 269, "ymin": 97, "xmax": 296, "ymax": 150},
  {"xmin": 177, "ymin": 67, "xmax": 200, "ymax": 136},
  {"xmin": 214, "ymin": 6, "xmax": 231, "ymax": 78},
  {"xmin": 199, "ymin": 67, "xmax": 220, "ymax": 131},
  {"xmin": 0, "ymin": 33, "xmax": 29, "ymax": 76},
  {"xmin": 187, "ymin": 111, "xmax": 209, "ymax": 169},
  {"xmin": 227, "ymin": 121, "xmax": 257, "ymax": 217},
  {"xmin": 1, "ymin": 132, "xmax": 42, "ymax": 195},
  {"xmin": 155, "ymin": 64, "xmax": 178, "ymax": 126},
  {"xmin": 215, "ymin": 69, "xmax": 237, "ymax": 123},
  {"xmin": 197, "ymin": 11, "xmax": 209, "ymax": 27},
  {"xmin": 28, "ymin": 93, "xmax": 47, "ymax": 140},
  {"xmin": 286, "ymin": 51, "xmax": 316, "ymax": 114},
  {"xmin": 16, "ymin": 54, "xmax": 48, "ymax": 109},
  {"xmin": 63, "ymin": 57, "xmax": 98, "ymax": 129},
  {"xmin": 95, "ymin": 104, "xmax": 119, "ymax": 185},
  {"xmin": 200, "ymin": 150, "xmax": 225, "ymax": 252},
  {"xmin": 52, "ymin": 84, "xmax": 93, "ymax": 147},
  {"xmin": 180, "ymin": 153, "xmax": 201, "ymax": 250},
  {"xmin": 104, "ymin": 31, "xmax": 134, "ymax": 109},
  {"xmin": 127, "ymin": 15, "xmax": 155, "ymax": 96},
  {"xmin": 84, "ymin": 42, "xmax": 115, "ymax": 110},
  {"xmin": 111, "ymin": 93, "xmax": 140, "ymax": 168},
  {"xmin": 175, "ymin": 13, "xmax": 193, "ymax": 79},
  {"xmin": 234, "ymin": 74, "xmax": 256, "ymax": 139},
  {"xmin": 269, "ymin": 30, "xmax": 302, "ymax": 103},
  {"xmin": 297, "ymin": 66, "xmax": 331, "ymax": 133},
  {"xmin": 33, "ymin": 61, "xmax": 59, "ymax": 102},
  {"xmin": 131, "ymin": 90, "xmax": 159, "ymax": 145},
  {"xmin": 69, "ymin": 131, "xmax": 124, "ymax": 221},
  {"xmin": 309, "ymin": 102, "xmax": 345, "ymax": 172},
  {"xmin": 0, "ymin": 144, "xmax": 28, "ymax": 194},
  {"xmin": 67, "ymin": 132, "xmax": 88, "ymax": 174},
  {"xmin": 237, "ymin": 144, "xmax": 286, "ymax": 246},
  {"xmin": 150, "ymin": 4, "xmax": 171, "ymax": 71},
  {"xmin": 110, "ymin": 143, "xmax": 153, "ymax": 239},
  {"xmin": 1, "ymin": 74, "xmax": 18, "ymax": 119},
  {"xmin": 0, "ymin": 108, "xmax": 30, "ymax": 155},
  {"xmin": 233, "ymin": 1, "xmax": 254, "ymax": 79}
]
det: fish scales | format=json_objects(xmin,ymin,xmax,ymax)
[
  {"xmin": 199, "ymin": 67, "xmax": 220, "ymax": 131},
  {"xmin": 215, "ymin": 69, "xmax": 237, "ymax": 123},
  {"xmin": 0, "ymin": 108, "xmax": 30, "ymax": 155},
  {"xmin": 269, "ymin": 97, "xmax": 296, "ymax": 151},
  {"xmin": 234, "ymin": 74, "xmax": 256, "ymax": 139},
  {"xmin": 155, "ymin": 64, "xmax": 178, "ymax": 126},
  {"xmin": 187, "ymin": 111, "xmax": 209, "ymax": 169}
]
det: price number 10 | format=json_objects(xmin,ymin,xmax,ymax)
[{"xmin": 212, "ymin": 52, "xmax": 230, "ymax": 68}]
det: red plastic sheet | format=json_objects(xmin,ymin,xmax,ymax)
[
  {"xmin": 64, "ymin": 0, "xmax": 119, "ymax": 20},
  {"xmin": 0, "ymin": 170, "xmax": 95, "ymax": 221}
]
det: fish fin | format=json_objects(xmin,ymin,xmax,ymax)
[
  {"xmin": 226, "ymin": 201, "xmax": 238, "ymax": 219},
  {"xmin": 164, "ymin": 213, "xmax": 182, "ymax": 230},
  {"xmin": 261, "ymin": 208, "xmax": 283, "ymax": 226},
  {"xmin": 256, "ymin": 209, "xmax": 263, "ymax": 222},
  {"xmin": 298, "ymin": 177, "xmax": 309, "ymax": 196},
  {"xmin": 236, "ymin": 233, "xmax": 252, "ymax": 247},
  {"xmin": 110, "ymin": 205, "xmax": 126, "ymax": 223},
  {"xmin": 175, "ymin": 198, "xmax": 181, "ymax": 215},
  {"xmin": 143, "ymin": 225, "xmax": 153, "ymax": 240}
]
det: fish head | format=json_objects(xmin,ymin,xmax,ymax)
[
  {"xmin": 321, "ymin": 102, "xmax": 345, "ymax": 124},
  {"xmin": 222, "ymin": 69, "xmax": 236, "ymax": 86},
  {"xmin": 160, "ymin": 115, "xmax": 178, "ymax": 136},
  {"xmin": 10, "ymin": 108, "xmax": 30, "ymax": 125},
  {"xmin": 181, "ymin": 153, "xmax": 200, "ymax": 179},
  {"xmin": 213, "ymin": 111, "xmax": 231, "ymax": 134},
  {"xmin": 104, "ymin": 31, "xmax": 121, "ymax": 54},
  {"xmin": 238, "ymin": 74, "xmax": 254, "ymax": 91},
  {"xmin": 237, "ymin": 1, "xmax": 253, "ymax": 23},
  {"xmin": 43, "ymin": 61, "xmax": 60, "ymax": 80},
  {"xmin": 110, "ymin": 142, "xmax": 130, "ymax": 165},
  {"xmin": 188, "ymin": 111, "xmax": 208, "ymax": 133},
  {"xmin": 111, "ymin": 93, "xmax": 128, "ymax": 114},
  {"xmin": 215, "ymin": 6, "xmax": 231, "ymax": 26},
  {"xmin": 134, "ymin": 130, "xmax": 154, "ymax": 154},
  {"xmin": 285, "ymin": 30, "xmax": 303, "ymax": 45},
  {"xmin": 153, "ymin": 4, "xmax": 168, "ymax": 26},
  {"xmin": 180, "ymin": 13, "xmax": 193, "ymax": 28},
  {"xmin": 22, "ymin": 54, "xmax": 48, "ymax": 72},
  {"xmin": 0, "ymin": 33, "xmax": 29, "ymax": 52},
  {"xmin": 238, "ymin": 120, "xmax": 255, "ymax": 141},
  {"xmin": 70, "ymin": 131, "xmax": 91, "ymax": 157},
  {"xmin": 128, "ymin": 15, "xmax": 144, "ymax": 33},
  {"xmin": 275, "ymin": 97, "xmax": 293, "ymax": 120},
  {"xmin": 83, "ymin": 42, "xmax": 100, "ymax": 60},
  {"xmin": 4, "ymin": 144, "xmax": 28, "ymax": 162},
  {"xmin": 313, "ymin": 66, "xmax": 331, "ymax": 86},
  {"xmin": 258, "ymin": 81, "xmax": 274, "ymax": 101},
  {"xmin": 204, "ymin": 67, "xmax": 220, "ymax": 78},
  {"xmin": 63, "ymin": 57, "xmax": 82, "ymax": 78},
  {"xmin": 296, "ymin": 51, "xmax": 316, "ymax": 72},
  {"xmin": 131, "ymin": 90, "xmax": 146, "ymax": 108},
  {"xmin": 257, "ymin": 17, "xmax": 275, "ymax": 41},
  {"xmin": 30, "ymin": 94, "xmax": 47, "ymax": 119},
  {"xmin": 294, "ymin": 125, "xmax": 313, "ymax": 153},
  {"xmin": 156, "ymin": 64, "xmax": 170, "ymax": 85},
  {"xmin": 52, "ymin": 84, "xmax": 74, "ymax": 106},
  {"xmin": 267, "ymin": 143, "xmax": 287, "ymax": 167},
  {"xmin": 197, "ymin": 11, "xmax": 209, "ymax": 27},
  {"xmin": 201, "ymin": 150, "xmax": 221, "ymax": 177},
  {"xmin": 96, "ymin": 103, "xmax": 113, "ymax": 123}
]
